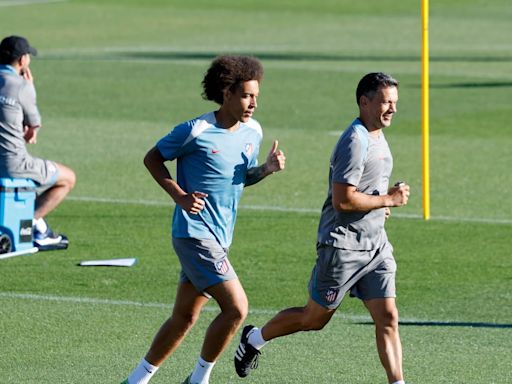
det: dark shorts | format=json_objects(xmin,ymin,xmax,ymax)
[
  {"xmin": 172, "ymin": 237, "xmax": 238, "ymax": 294},
  {"xmin": 308, "ymin": 241, "xmax": 396, "ymax": 309}
]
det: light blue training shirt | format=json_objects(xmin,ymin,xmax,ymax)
[{"xmin": 156, "ymin": 111, "xmax": 262, "ymax": 248}]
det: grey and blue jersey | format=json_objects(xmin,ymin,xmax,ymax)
[
  {"xmin": 157, "ymin": 111, "xmax": 262, "ymax": 248},
  {"xmin": 0, "ymin": 64, "xmax": 57, "ymax": 189},
  {"xmin": 0, "ymin": 64, "xmax": 41, "ymax": 161},
  {"xmin": 317, "ymin": 118, "xmax": 393, "ymax": 251}
]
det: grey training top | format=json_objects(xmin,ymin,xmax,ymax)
[
  {"xmin": 0, "ymin": 64, "xmax": 41, "ymax": 171},
  {"xmin": 317, "ymin": 118, "xmax": 393, "ymax": 251}
]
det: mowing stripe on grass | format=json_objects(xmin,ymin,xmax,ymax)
[
  {"xmin": 3, "ymin": 291, "xmax": 510, "ymax": 328},
  {"xmin": 66, "ymin": 195, "xmax": 512, "ymax": 225},
  {"xmin": 0, "ymin": 291, "xmax": 370, "ymax": 322},
  {"xmin": 0, "ymin": 0, "xmax": 66, "ymax": 6}
]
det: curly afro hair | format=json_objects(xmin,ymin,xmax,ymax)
[{"xmin": 202, "ymin": 55, "xmax": 263, "ymax": 105}]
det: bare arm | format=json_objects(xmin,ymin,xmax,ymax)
[
  {"xmin": 332, "ymin": 182, "xmax": 410, "ymax": 212},
  {"xmin": 143, "ymin": 146, "xmax": 207, "ymax": 214},
  {"xmin": 246, "ymin": 140, "xmax": 286, "ymax": 186}
]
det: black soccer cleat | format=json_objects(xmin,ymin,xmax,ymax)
[{"xmin": 234, "ymin": 325, "xmax": 261, "ymax": 378}]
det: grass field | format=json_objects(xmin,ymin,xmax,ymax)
[{"xmin": 0, "ymin": 0, "xmax": 511, "ymax": 383}]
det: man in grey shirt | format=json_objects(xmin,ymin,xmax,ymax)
[
  {"xmin": 235, "ymin": 73, "xmax": 410, "ymax": 384},
  {"xmin": 0, "ymin": 36, "xmax": 75, "ymax": 249}
]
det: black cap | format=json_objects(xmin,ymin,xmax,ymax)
[{"xmin": 0, "ymin": 36, "xmax": 38, "ymax": 61}]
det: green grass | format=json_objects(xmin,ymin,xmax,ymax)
[{"xmin": 0, "ymin": 0, "xmax": 511, "ymax": 383}]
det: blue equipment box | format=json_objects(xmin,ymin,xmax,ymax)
[{"xmin": 0, "ymin": 178, "xmax": 36, "ymax": 252}]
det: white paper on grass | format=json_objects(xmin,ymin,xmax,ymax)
[
  {"xmin": 0, "ymin": 247, "xmax": 38, "ymax": 260},
  {"xmin": 79, "ymin": 258, "xmax": 137, "ymax": 267}
]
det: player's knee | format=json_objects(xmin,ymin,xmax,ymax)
[
  {"xmin": 175, "ymin": 309, "xmax": 201, "ymax": 329},
  {"xmin": 63, "ymin": 168, "xmax": 76, "ymax": 190},
  {"xmin": 225, "ymin": 302, "xmax": 248, "ymax": 325},
  {"xmin": 239, "ymin": 304, "xmax": 249, "ymax": 322},
  {"xmin": 56, "ymin": 164, "xmax": 76, "ymax": 190},
  {"xmin": 69, "ymin": 169, "xmax": 76, "ymax": 189},
  {"xmin": 376, "ymin": 307, "xmax": 399, "ymax": 330}
]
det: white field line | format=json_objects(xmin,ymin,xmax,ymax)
[
  {"xmin": 66, "ymin": 195, "xmax": 512, "ymax": 225},
  {"xmin": 0, "ymin": 0, "xmax": 66, "ymax": 6},
  {"xmin": 0, "ymin": 291, "xmax": 371, "ymax": 322},
  {"xmin": 3, "ymin": 291, "xmax": 507, "ymax": 327}
]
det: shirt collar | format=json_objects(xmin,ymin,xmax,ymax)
[{"xmin": 0, "ymin": 65, "xmax": 19, "ymax": 76}]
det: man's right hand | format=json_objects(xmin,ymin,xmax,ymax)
[
  {"xmin": 21, "ymin": 66, "xmax": 33, "ymax": 82},
  {"xmin": 176, "ymin": 192, "xmax": 208, "ymax": 214},
  {"xmin": 388, "ymin": 183, "xmax": 410, "ymax": 207}
]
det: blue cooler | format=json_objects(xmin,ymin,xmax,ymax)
[{"xmin": 0, "ymin": 178, "xmax": 36, "ymax": 252}]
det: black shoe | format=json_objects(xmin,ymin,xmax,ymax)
[{"xmin": 234, "ymin": 325, "xmax": 261, "ymax": 378}]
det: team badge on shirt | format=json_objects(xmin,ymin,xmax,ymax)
[
  {"xmin": 325, "ymin": 288, "xmax": 339, "ymax": 303},
  {"xmin": 244, "ymin": 143, "xmax": 253, "ymax": 157},
  {"xmin": 215, "ymin": 259, "xmax": 230, "ymax": 275}
]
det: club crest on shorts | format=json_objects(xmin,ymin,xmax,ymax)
[
  {"xmin": 325, "ymin": 288, "xmax": 339, "ymax": 303},
  {"xmin": 47, "ymin": 161, "xmax": 58, "ymax": 176},
  {"xmin": 244, "ymin": 143, "xmax": 254, "ymax": 157},
  {"xmin": 215, "ymin": 259, "xmax": 229, "ymax": 275}
]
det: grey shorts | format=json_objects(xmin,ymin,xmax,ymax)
[
  {"xmin": 308, "ymin": 241, "xmax": 396, "ymax": 309},
  {"xmin": 172, "ymin": 237, "xmax": 238, "ymax": 294},
  {"xmin": 0, "ymin": 154, "xmax": 59, "ymax": 195}
]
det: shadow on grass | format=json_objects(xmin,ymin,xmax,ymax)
[
  {"xmin": 112, "ymin": 51, "xmax": 512, "ymax": 63},
  {"xmin": 429, "ymin": 82, "xmax": 512, "ymax": 88},
  {"xmin": 358, "ymin": 321, "xmax": 512, "ymax": 329}
]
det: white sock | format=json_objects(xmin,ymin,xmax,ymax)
[
  {"xmin": 127, "ymin": 358, "xmax": 159, "ymax": 384},
  {"xmin": 190, "ymin": 356, "xmax": 215, "ymax": 384},
  {"xmin": 391, "ymin": 380, "xmax": 405, "ymax": 384},
  {"xmin": 33, "ymin": 218, "xmax": 47, "ymax": 233},
  {"xmin": 247, "ymin": 327, "xmax": 267, "ymax": 350}
]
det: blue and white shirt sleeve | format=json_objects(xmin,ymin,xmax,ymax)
[{"xmin": 156, "ymin": 122, "xmax": 194, "ymax": 160}]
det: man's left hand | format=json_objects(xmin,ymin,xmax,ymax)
[{"xmin": 265, "ymin": 140, "xmax": 286, "ymax": 174}]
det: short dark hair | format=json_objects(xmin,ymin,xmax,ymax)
[
  {"xmin": 202, "ymin": 55, "xmax": 263, "ymax": 105},
  {"xmin": 356, "ymin": 72, "xmax": 398, "ymax": 105}
]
